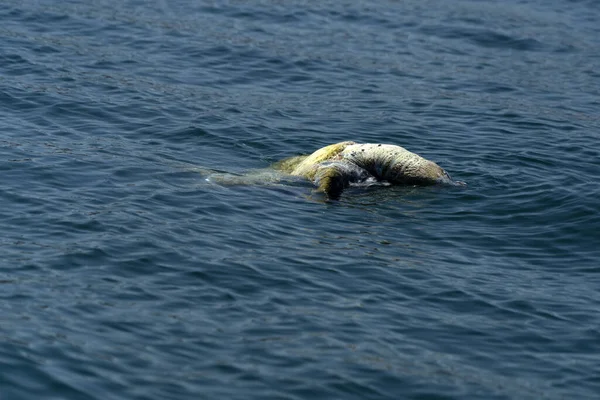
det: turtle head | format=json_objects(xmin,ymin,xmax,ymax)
[{"xmin": 428, "ymin": 163, "xmax": 468, "ymax": 186}]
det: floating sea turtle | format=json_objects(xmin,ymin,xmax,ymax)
[{"xmin": 205, "ymin": 141, "xmax": 461, "ymax": 199}]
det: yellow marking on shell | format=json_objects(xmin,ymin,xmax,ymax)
[
  {"xmin": 291, "ymin": 141, "xmax": 355, "ymax": 180},
  {"xmin": 271, "ymin": 155, "xmax": 308, "ymax": 173}
]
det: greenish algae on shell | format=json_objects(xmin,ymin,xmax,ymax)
[{"xmin": 270, "ymin": 155, "xmax": 308, "ymax": 174}]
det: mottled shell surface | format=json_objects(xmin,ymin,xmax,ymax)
[{"xmin": 341, "ymin": 143, "xmax": 448, "ymax": 184}]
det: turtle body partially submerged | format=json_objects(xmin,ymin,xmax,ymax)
[
  {"xmin": 204, "ymin": 141, "xmax": 459, "ymax": 199},
  {"xmin": 272, "ymin": 141, "xmax": 456, "ymax": 199}
]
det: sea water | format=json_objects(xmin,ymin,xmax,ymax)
[{"xmin": 1, "ymin": 1, "xmax": 599, "ymax": 399}]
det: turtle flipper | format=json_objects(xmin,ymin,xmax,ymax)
[
  {"xmin": 314, "ymin": 165, "xmax": 347, "ymax": 199},
  {"xmin": 313, "ymin": 161, "xmax": 373, "ymax": 199}
]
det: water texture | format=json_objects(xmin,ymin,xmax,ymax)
[{"xmin": 1, "ymin": 0, "xmax": 599, "ymax": 399}]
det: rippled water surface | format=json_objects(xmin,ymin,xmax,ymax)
[{"xmin": 2, "ymin": 0, "xmax": 600, "ymax": 399}]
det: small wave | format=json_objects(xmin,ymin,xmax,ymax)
[{"xmin": 419, "ymin": 24, "xmax": 544, "ymax": 51}]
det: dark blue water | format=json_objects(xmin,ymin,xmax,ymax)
[{"xmin": 2, "ymin": 0, "xmax": 600, "ymax": 399}]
